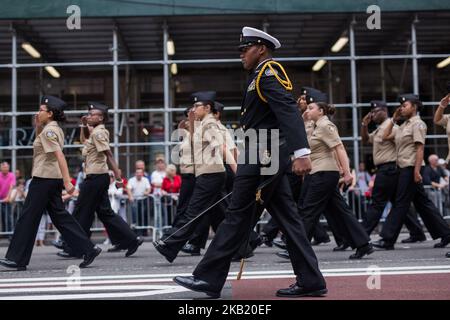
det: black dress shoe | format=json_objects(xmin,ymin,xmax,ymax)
[
  {"xmin": 79, "ymin": 246, "xmax": 102, "ymax": 268},
  {"xmin": 0, "ymin": 259, "xmax": 26, "ymax": 271},
  {"xmin": 180, "ymin": 244, "xmax": 201, "ymax": 256},
  {"xmin": 173, "ymin": 276, "xmax": 220, "ymax": 298},
  {"xmin": 57, "ymin": 251, "xmax": 83, "ymax": 259},
  {"xmin": 276, "ymin": 250, "xmax": 290, "ymax": 260},
  {"xmin": 125, "ymin": 237, "xmax": 144, "ymax": 257},
  {"xmin": 349, "ymin": 243, "xmax": 375, "ymax": 259},
  {"xmin": 107, "ymin": 245, "xmax": 123, "ymax": 253},
  {"xmin": 272, "ymin": 239, "xmax": 287, "ymax": 250},
  {"xmin": 333, "ymin": 243, "xmax": 350, "ymax": 251},
  {"xmin": 52, "ymin": 239, "xmax": 65, "ymax": 250},
  {"xmin": 401, "ymin": 236, "xmax": 426, "ymax": 243},
  {"xmin": 260, "ymin": 235, "xmax": 273, "ymax": 247},
  {"xmin": 276, "ymin": 283, "xmax": 328, "ymax": 298},
  {"xmin": 446, "ymin": 252, "xmax": 450, "ymax": 258},
  {"xmin": 372, "ymin": 239, "xmax": 395, "ymax": 250},
  {"xmin": 153, "ymin": 240, "xmax": 176, "ymax": 263},
  {"xmin": 311, "ymin": 238, "xmax": 331, "ymax": 246},
  {"xmin": 434, "ymin": 235, "xmax": 450, "ymax": 248}
]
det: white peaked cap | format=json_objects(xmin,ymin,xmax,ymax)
[{"xmin": 241, "ymin": 26, "xmax": 281, "ymax": 49}]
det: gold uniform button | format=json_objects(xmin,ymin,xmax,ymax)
[{"xmin": 241, "ymin": 112, "xmax": 244, "ymax": 115}]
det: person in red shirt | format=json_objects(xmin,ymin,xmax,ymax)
[{"xmin": 162, "ymin": 164, "xmax": 181, "ymax": 194}]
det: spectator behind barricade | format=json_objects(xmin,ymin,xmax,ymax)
[
  {"xmin": 357, "ymin": 162, "xmax": 372, "ymax": 195},
  {"xmin": 15, "ymin": 169, "xmax": 22, "ymax": 180},
  {"xmin": 127, "ymin": 168, "xmax": 151, "ymax": 236},
  {"xmin": 108, "ymin": 171, "xmax": 125, "ymax": 220},
  {"xmin": 135, "ymin": 160, "xmax": 150, "ymax": 180},
  {"xmin": 438, "ymin": 158, "xmax": 449, "ymax": 183},
  {"xmin": 161, "ymin": 164, "xmax": 181, "ymax": 226},
  {"xmin": 423, "ymin": 154, "xmax": 447, "ymax": 190},
  {"xmin": 0, "ymin": 162, "xmax": 16, "ymax": 234},
  {"xmin": 423, "ymin": 154, "xmax": 447, "ymax": 209},
  {"xmin": 151, "ymin": 155, "xmax": 166, "ymax": 195},
  {"xmin": 162, "ymin": 164, "xmax": 181, "ymax": 196},
  {"xmin": 8, "ymin": 179, "xmax": 26, "ymax": 230}
]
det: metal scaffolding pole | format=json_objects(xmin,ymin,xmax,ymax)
[
  {"xmin": 163, "ymin": 21, "xmax": 170, "ymax": 162},
  {"xmin": 349, "ymin": 18, "xmax": 359, "ymax": 174},
  {"xmin": 411, "ymin": 15, "xmax": 420, "ymax": 95},
  {"xmin": 11, "ymin": 27, "xmax": 17, "ymax": 172},
  {"xmin": 112, "ymin": 28, "xmax": 119, "ymax": 162}
]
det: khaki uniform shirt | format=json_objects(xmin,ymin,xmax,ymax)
[
  {"xmin": 193, "ymin": 114, "xmax": 225, "ymax": 177},
  {"xmin": 82, "ymin": 124, "xmax": 110, "ymax": 175},
  {"xmin": 395, "ymin": 115, "xmax": 427, "ymax": 168},
  {"xmin": 179, "ymin": 130, "xmax": 194, "ymax": 175},
  {"xmin": 435, "ymin": 114, "xmax": 450, "ymax": 161},
  {"xmin": 309, "ymin": 116, "xmax": 342, "ymax": 174},
  {"xmin": 32, "ymin": 121, "xmax": 64, "ymax": 179},
  {"xmin": 368, "ymin": 118, "xmax": 398, "ymax": 166}
]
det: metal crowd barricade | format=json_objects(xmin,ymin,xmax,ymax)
[{"xmin": 0, "ymin": 200, "xmax": 23, "ymax": 236}]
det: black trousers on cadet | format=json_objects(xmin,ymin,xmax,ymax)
[
  {"xmin": 193, "ymin": 172, "xmax": 326, "ymax": 293},
  {"xmin": 301, "ymin": 171, "xmax": 370, "ymax": 249},
  {"xmin": 64, "ymin": 174, "xmax": 137, "ymax": 253},
  {"xmin": 364, "ymin": 162, "xmax": 425, "ymax": 238},
  {"xmin": 262, "ymin": 172, "xmax": 333, "ymax": 243},
  {"xmin": 161, "ymin": 172, "xmax": 226, "ymax": 260},
  {"xmin": 380, "ymin": 167, "xmax": 450, "ymax": 244},
  {"xmin": 164, "ymin": 174, "xmax": 196, "ymax": 235},
  {"xmin": 188, "ymin": 166, "xmax": 234, "ymax": 248},
  {"xmin": 6, "ymin": 177, "xmax": 94, "ymax": 266}
]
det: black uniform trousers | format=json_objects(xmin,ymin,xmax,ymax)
[
  {"xmin": 299, "ymin": 174, "xmax": 345, "ymax": 245},
  {"xmin": 192, "ymin": 172, "xmax": 326, "ymax": 292},
  {"xmin": 188, "ymin": 166, "xmax": 234, "ymax": 248},
  {"xmin": 164, "ymin": 173, "xmax": 196, "ymax": 236},
  {"xmin": 301, "ymin": 171, "xmax": 370, "ymax": 249},
  {"xmin": 380, "ymin": 166, "xmax": 450, "ymax": 243},
  {"xmin": 64, "ymin": 174, "xmax": 137, "ymax": 253},
  {"xmin": 161, "ymin": 172, "xmax": 226, "ymax": 261},
  {"xmin": 364, "ymin": 163, "xmax": 425, "ymax": 238},
  {"xmin": 6, "ymin": 177, "xmax": 94, "ymax": 266}
]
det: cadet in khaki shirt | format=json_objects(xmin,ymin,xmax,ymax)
[
  {"xmin": 163, "ymin": 108, "xmax": 196, "ymax": 240},
  {"xmin": 154, "ymin": 91, "xmax": 237, "ymax": 263},
  {"xmin": 58, "ymin": 102, "xmax": 143, "ymax": 259},
  {"xmin": 0, "ymin": 96, "xmax": 100, "ymax": 271},
  {"xmin": 374, "ymin": 94, "xmax": 450, "ymax": 250},
  {"xmin": 184, "ymin": 101, "xmax": 246, "ymax": 256},
  {"xmin": 361, "ymin": 101, "xmax": 425, "ymax": 241},
  {"xmin": 433, "ymin": 93, "xmax": 450, "ymax": 162},
  {"xmin": 299, "ymin": 90, "xmax": 373, "ymax": 260}
]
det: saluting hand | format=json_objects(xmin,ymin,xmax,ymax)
[
  {"xmin": 362, "ymin": 112, "xmax": 372, "ymax": 126},
  {"xmin": 439, "ymin": 94, "xmax": 450, "ymax": 108},
  {"xmin": 393, "ymin": 107, "xmax": 402, "ymax": 123},
  {"xmin": 292, "ymin": 157, "xmax": 312, "ymax": 176},
  {"xmin": 81, "ymin": 115, "xmax": 88, "ymax": 126}
]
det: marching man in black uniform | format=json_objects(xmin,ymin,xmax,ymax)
[
  {"xmin": 0, "ymin": 96, "xmax": 101, "ymax": 271},
  {"xmin": 173, "ymin": 27, "xmax": 327, "ymax": 298},
  {"xmin": 361, "ymin": 100, "xmax": 425, "ymax": 243},
  {"xmin": 374, "ymin": 94, "xmax": 450, "ymax": 250},
  {"xmin": 57, "ymin": 102, "xmax": 143, "ymax": 259}
]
